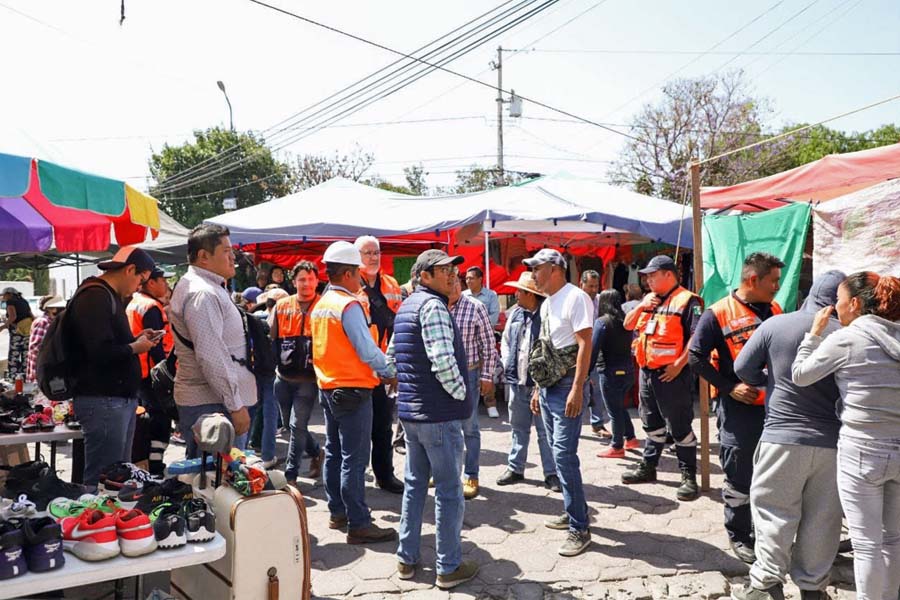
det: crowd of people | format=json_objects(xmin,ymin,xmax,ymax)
[{"xmin": 6, "ymin": 222, "xmax": 899, "ymax": 597}]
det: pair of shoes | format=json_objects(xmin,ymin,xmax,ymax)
[
  {"xmin": 463, "ymin": 478, "xmax": 479, "ymax": 500},
  {"xmin": 730, "ymin": 584, "xmax": 784, "ymax": 600},
  {"xmin": 0, "ymin": 494, "xmax": 37, "ymax": 520},
  {"xmin": 558, "ymin": 529, "xmax": 591, "ymax": 557},
  {"xmin": 436, "ymin": 560, "xmax": 478, "ymax": 589},
  {"xmin": 624, "ymin": 437, "xmax": 641, "ymax": 450},
  {"xmin": 597, "ymin": 446, "xmax": 625, "ymax": 459},
  {"xmin": 592, "ymin": 425, "xmax": 612, "ymax": 439},
  {"xmin": 676, "ymin": 469, "xmax": 699, "ymax": 501},
  {"xmin": 59, "ymin": 508, "xmax": 158, "ymax": 560},
  {"xmin": 544, "ymin": 474, "xmax": 562, "ymax": 493},
  {"xmin": 621, "ymin": 461, "xmax": 657, "ymax": 484},
  {"xmin": 328, "ymin": 514, "xmax": 348, "ymax": 530},
  {"xmin": 346, "ymin": 523, "xmax": 397, "ymax": 545},
  {"xmin": 306, "ymin": 448, "xmax": 325, "ymax": 479},
  {"xmin": 98, "ymin": 462, "xmax": 162, "ymax": 496},
  {"xmin": 0, "ymin": 517, "xmax": 65, "ymax": 579},
  {"xmin": 48, "ymin": 494, "xmax": 123, "ymax": 519},
  {"xmin": 119, "ymin": 477, "xmax": 194, "ymax": 514},
  {"xmin": 376, "ymin": 476, "xmax": 404, "ymax": 494},
  {"xmin": 496, "ymin": 469, "xmax": 524, "ymax": 486},
  {"xmin": 397, "ymin": 561, "xmax": 416, "ymax": 580},
  {"xmin": 486, "ymin": 406, "xmax": 500, "ymax": 418},
  {"xmin": 21, "ymin": 411, "xmax": 54, "ymax": 433},
  {"xmin": 730, "ymin": 540, "xmax": 757, "ymax": 564}
]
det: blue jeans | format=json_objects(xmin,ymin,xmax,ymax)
[
  {"xmin": 320, "ymin": 388, "xmax": 373, "ymax": 529},
  {"xmin": 540, "ymin": 375, "xmax": 589, "ymax": 532},
  {"xmin": 397, "ymin": 419, "xmax": 465, "ymax": 575},
  {"xmin": 507, "ymin": 383, "xmax": 556, "ymax": 477},
  {"xmin": 256, "ymin": 374, "xmax": 279, "ymax": 462},
  {"xmin": 462, "ymin": 368, "xmax": 481, "ymax": 479},
  {"xmin": 177, "ymin": 403, "xmax": 248, "ymax": 460},
  {"xmin": 73, "ymin": 395, "xmax": 138, "ymax": 488},
  {"xmin": 584, "ymin": 370, "xmax": 609, "ymax": 428},
  {"xmin": 599, "ymin": 370, "xmax": 635, "ymax": 449},
  {"xmin": 274, "ymin": 377, "xmax": 321, "ymax": 480}
]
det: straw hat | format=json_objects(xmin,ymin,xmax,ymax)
[{"xmin": 505, "ymin": 272, "xmax": 546, "ymax": 297}]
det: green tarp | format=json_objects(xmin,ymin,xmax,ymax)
[
  {"xmin": 701, "ymin": 202, "xmax": 810, "ymax": 311},
  {"xmin": 37, "ymin": 160, "xmax": 125, "ymax": 216}
]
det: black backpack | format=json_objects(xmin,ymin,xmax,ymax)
[{"xmin": 36, "ymin": 282, "xmax": 115, "ymax": 401}]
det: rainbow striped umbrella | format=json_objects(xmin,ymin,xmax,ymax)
[{"xmin": 0, "ymin": 152, "xmax": 160, "ymax": 253}]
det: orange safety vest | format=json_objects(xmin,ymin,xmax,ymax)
[
  {"xmin": 709, "ymin": 294, "xmax": 783, "ymax": 405},
  {"xmin": 633, "ymin": 286, "xmax": 701, "ymax": 370},
  {"xmin": 311, "ymin": 289, "xmax": 380, "ymax": 390},
  {"xmin": 273, "ymin": 294, "xmax": 319, "ymax": 377},
  {"xmin": 357, "ymin": 272, "xmax": 403, "ymax": 352},
  {"xmin": 126, "ymin": 292, "xmax": 174, "ymax": 379}
]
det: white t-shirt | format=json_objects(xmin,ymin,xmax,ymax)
[{"xmin": 540, "ymin": 283, "xmax": 594, "ymax": 348}]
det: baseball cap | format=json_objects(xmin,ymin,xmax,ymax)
[
  {"xmin": 241, "ymin": 286, "xmax": 263, "ymax": 303},
  {"xmin": 98, "ymin": 245, "xmax": 156, "ymax": 273},
  {"xmin": 148, "ymin": 267, "xmax": 166, "ymax": 280},
  {"xmin": 523, "ymin": 248, "xmax": 567, "ymax": 269},
  {"xmin": 638, "ymin": 255, "xmax": 677, "ymax": 274},
  {"xmin": 411, "ymin": 249, "xmax": 464, "ymax": 277},
  {"xmin": 322, "ymin": 241, "xmax": 364, "ymax": 266}
]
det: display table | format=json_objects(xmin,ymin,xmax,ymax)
[
  {"xmin": 0, "ymin": 534, "xmax": 226, "ymax": 600},
  {"xmin": 0, "ymin": 426, "xmax": 84, "ymax": 479}
]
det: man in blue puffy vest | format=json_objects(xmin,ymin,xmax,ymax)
[{"xmin": 389, "ymin": 249, "xmax": 479, "ymax": 590}]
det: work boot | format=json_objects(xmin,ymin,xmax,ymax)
[
  {"xmin": 306, "ymin": 449, "xmax": 325, "ymax": 479},
  {"xmin": 730, "ymin": 584, "xmax": 784, "ymax": 600},
  {"xmin": 676, "ymin": 469, "xmax": 699, "ymax": 501},
  {"xmin": 346, "ymin": 523, "xmax": 397, "ymax": 544},
  {"xmin": 463, "ymin": 478, "xmax": 479, "ymax": 500},
  {"xmin": 730, "ymin": 540, "xmax": 757, "ymax": 564},
  {"xmin": 436, "ymin": 560, "xmax": 479, "ymax": 590},
  {"xmin": 621, "ymin": 461, "xmax": 657, "ymax": 484},
  {"xmin": 375, "ymin": 476, "xmax": 404, "ymax": 494},
  {"xmin": 495, "ymin": 469, "xmax": 524, "ymax": 486},
  {"xmin": 328, "ymin": 514, "xmax": 348, "ymax": 530}
]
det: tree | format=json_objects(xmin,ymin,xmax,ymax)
[
  {"xmin": 366, "ymin": 164, "xmax": 428, "ymax": 195},
  {"xmin": 149, "ymin": 128, "xmax": 292, "ymax": 227},
  {"xmin": 447, "ymin": 166, "xmax": 534, "ymax": 194},
  {"xmin": 770, "ymin": 123, "xmax": 900, "ymax": 173},
  {"xmin": 288, "ymin": 146, "xmax": 374, "ymax": 192}
]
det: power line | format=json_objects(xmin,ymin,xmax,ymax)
[{"xmin": 512, "ymin": 49, "xmax": 900, "ymax": 56}]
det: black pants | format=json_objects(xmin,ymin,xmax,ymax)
[
  {"xmin": 720, "ymin": 443, "xmax": 755, "ymax": 544},
  {"xmin": 131, "ymin": 381, "xmax": 172, "ymax": 476},
  {"xmin": 370, "ymin": 385, "xmax": 395, "ymax": 481},
  {"xmin": 638, "ymin": 367, "xmax": 697, "ymax": 472}
]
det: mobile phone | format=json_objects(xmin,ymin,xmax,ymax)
[{"xmin": 149, "ymin": 330, "xmax": 165, "ymax": 341}]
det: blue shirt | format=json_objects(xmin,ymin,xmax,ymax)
[{"xmin": 462, "ymin": 286, "xmax": 500, "ymax": 326}]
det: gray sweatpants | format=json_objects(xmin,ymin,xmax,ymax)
[{"xmin": 749, "ymin": 441, "xmax": 843, "ymax": 591}]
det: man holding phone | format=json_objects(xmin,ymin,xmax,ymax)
[{"xmin": 127, "ymin": 267, "xmax": 174, "ymax": 476}]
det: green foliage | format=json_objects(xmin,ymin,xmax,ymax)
[
  {"xmin": 447, "ymin": 166, "xmax": 530, "ymax": 194},
  {"xmin": 767, "ymin": 123, "xmax": 900, "ymax": 173},
  {"xmin": 288, "ymin": 146, "xmax": 374, "ymax": 191}
]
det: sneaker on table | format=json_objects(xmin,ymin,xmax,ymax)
[
  {"xmin": 1, "ymin": 461, "xmax": 50, "ymax": 499},
  {"xmin": 180, "ymin": 498, "xmax": 216, "ymax": 543},
  {"xmin": 115, "ymin": 509, "xmax": 157, "ymax": 557},
  {"xmin": 0, "ymin": 494, "xmax": 37, "ymax": 520},
  {"xmin": 17, "ymin": 471, "xmax": 89, "ymax": 511},
  {"xmin": 129, "ymin": 479, "xmax": 194, "ymax": 514},
  {"xmin": 150, "ymin": 503, "xmax": 187, "ymax": 549},
  {"xmin": 0, "ymin": 521, "xmax": 27, "ymax": 579},
  {"xmin": 98, "ymin": 462, "xmax": 161, "ymax": 496},
  {"xmin": 59, "ymin": 509, "xmax": 120, "ymax": 561},
  {"xmin": 22, "ymin": 517, "xmax": 64, "ymax": 572}
]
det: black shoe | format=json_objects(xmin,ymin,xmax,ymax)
[
  {"xmin": 129, "ymin": 478, "xmax": 194, "ymax": 514},
  {"xmin": 676, "ymin": 470, "xmax": 699, "ymax": 501},
  {"xmin": 17, "ymin": 471, "xmax": 89, "ymax": 511},
  {"xmin": 837, "ymin": 538, "xmax": 853, "ymax": 554},
  {"xmin": 730, "ymin": 540, "xmax": 757, "ymax": 564},
  {"xmin": 22, "ymin": 517, "xmax": 65, "ymax": 573},
  {"xmin": 0, "ymin": 415, "xmax": 19, "ymax": 434},
  {"xmin": 731, "ymin": 584, "xmax": 784, "ymax": 600},
  {"xmin": 1, "ymin": 461, "xmax": 50, "ymax": 499},
  {"xmin": 347, "ymin": 523, "xmax": 397, "ymax": 545},
  {"xmin": 98, "ymin": 462, "xmax": 161, "ymax": 495},
  {"xmin": 495, "ymin": 469, "xmax": 524, "ymax": 486},
  {"xmin": 181, "ymin": 498, "xmax": 216, "ymax": 543},
  {"xmin": 621, "ymin": 461, "xmax": 657, "ymax": 484},
  {"xmin": 545, "ymin": 474, "xmax": 562, "ymax": 493},
  {"xmin": 799, "ymin": 590, "xmax": 829, "ymax": 600},
  {"xmin": 150, "ymin": 503, "xmax": 187, "ymax": 549},
  {"xmin": 376, "ymin": 476, "xmax": 404, "ymax": 494}
]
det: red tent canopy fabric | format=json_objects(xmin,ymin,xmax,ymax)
[{"xmin": 700, "ymin": 142, "xmax": 900, "ymax": 211}]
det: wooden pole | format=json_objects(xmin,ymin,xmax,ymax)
[{"xmin": 690, "ymin": 161, "xmax": 711, "ymax": 492}]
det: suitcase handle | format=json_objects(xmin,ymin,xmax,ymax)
[{"xmin": 267, "ymin": 566, "xmax": 279, "ymax": 600}]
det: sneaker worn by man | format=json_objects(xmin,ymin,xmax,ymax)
[
  {"xmin": 486, "ymin": 406, "xmax": 500, "ymax": 419},
  {"xmin": 544, "ymin": 474, "xmax": 562, "ymax": 493},
  {"xmin": 59, "ymin": 509, "xmax": 120, "ymax": 561},
  {"xmin": 558, "ymin": 529, "xmax": 591, "ymax": 557},
  {"xmin": 0, "ymin": 521, "xmax": 27, "ymax": 579},
  {"xmin": 0, "ymin": 494, "xmax": 37, "ymax": 520},
  {"xmin": 544, "ymin": 513, "xmax": 570, "ymax": 530},
  {"xmin": 624, "ymin": 437, "xmax": 641, "ymax": 450},
  {"xmin": 116, "ymin": 509, "xmax": 157, "ymax": 557},
  {"xmin": 597, "ymin": 446, "xmax": 626, "ymax": 459},
  {"xmin": 592, "ymin": 425, "xmax": 612, "ymax": 439},
  {"xmin": 306, "ymin": 449, "xmax": 325, "ymax": 479},
  {"xmin": 181, "ymin": 498, "xmax": 216, "ymax": 543},
  {"xmin": 496, "ymin": 469, "xmax": 524, "ymax": 486},
  {"xmin": 730, "ymin": 540, "xmax": 757, "ymax": 564},
  {"xmin": 435, "ymin": 560, "xmax": 479, "ymax": 590},
  {"xmin": 346, "ymin": 523, "xmax": 397, "ymax": 545},
  {"xmin": 621, "ymin": 461, "xmax": 657, "ymax": 484},
  {"xmin": 676, "ymin": 470, "xmax": 699, "ymax": 501},
  {"xmin": 151, "ymin": 503, "xmax": 187, "ymax": 549},
  {"xmin": 397, "ymin": 561, "xmax": 416, "ymax": 580},
  {"xmin": 731, "ymin": 584, "xmax": 785, "ymax": 600},
  {"xmin": 22, "ymin": 517, "xmax": 64, "ymax": 572},
  {"xmin": 463, "ymin": 478, "xmax": 479, "ymax": 500}
]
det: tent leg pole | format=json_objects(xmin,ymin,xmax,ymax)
[
  {"xmin": 484, "ymin": 227, "xmax": 490, "ymax": 289},
  {"xmin": 690, "ymin": 161, "xmax": 710, "ymax": 493},
  {"xmin": 75, "ymin": 253, "xmax": 81, "ymax": 285}
]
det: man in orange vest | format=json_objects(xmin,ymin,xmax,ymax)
[
  {"xmin": 688, "ymin": 252, "xmax": 784, "ymax": 564},
  {"xmin": 354, "ymin": 235, "xmax": 405, "ymax": 494},
  {"xmin": 312, "ymin": 241, "xmax": 398, "ymax": 545},
  {"xmin": 622, "ymin": 255, "xmax": 703, "ymax": 502},
  {"xmin": 126, "ymin": 266, "xmax": 173, "ymax": 476}
]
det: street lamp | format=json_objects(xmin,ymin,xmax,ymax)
[{"xmin": 216, "ymin": 80, "xmax": 234, "ymax": 132}]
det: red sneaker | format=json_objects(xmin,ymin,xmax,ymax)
[
  {"xmin": 115, "ymin": 509, "xmax": 157, "ymax": 557},
  {"xmin": 597, "ymin": 447, "xmax": 626, "ymax": 459},
  {"xmin": 624, "ymin": 437, "xmax": 642, "ymax": 450},
  {"xmin": 59, "ymin": 509, "xmax": 120, "ymax": 561}
]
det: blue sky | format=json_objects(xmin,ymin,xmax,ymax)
[{"xmin": 1, "ymin": 0, "xmax": 897, "ymax": 193}]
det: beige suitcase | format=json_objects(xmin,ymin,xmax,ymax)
[{"xmin": 171, "ymin": 484, "xmax": 311, "ymax": 600}]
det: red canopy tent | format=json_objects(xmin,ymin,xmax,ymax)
[{"xmin": 700, "ymin": 142, "xmax": 900, "ymax": 212}]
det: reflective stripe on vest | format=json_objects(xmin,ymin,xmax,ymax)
[
  {"xmin": 274, "ymin": 294, "xmax": 319, "ymax": 338},
  {"xmin": 126, "ymin": 292, "xmax": 173, "ymax": 379},
  {"xmin": 310, "ymin": 289, "xmax": 380, "ymax": 390},
  {"xmin": 380, "ymin": 274, "xmax": 403, "ymax": 313},
  {"xmin": 709, "ymin": 295, "xmax": 782, "ymax": 405},
  {"xmin": 632, "ymin": 286, "xmax": 700, "ymax": 370}
]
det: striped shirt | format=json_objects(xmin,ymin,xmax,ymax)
[
  {"xmin": 450, "ymin": 294, "xmax": 499, "ymax": 382},
  {"xmin": 26, "ymin": 313, "xmax": 53, "ymax": 382}
]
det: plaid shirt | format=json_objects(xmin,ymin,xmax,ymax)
[
  {"xmin": 450, "ymin": 294, "xmax": 498, "ymax": 382},
  {"xmin": 26, "ymin": 313, "xmax": 53, "ymax": 382}
]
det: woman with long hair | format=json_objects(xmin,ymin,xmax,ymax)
[
  {"xmin": 592, "ymin": 289, "xmax": 640, "ymax": 458},
  {"xmin": 792, "ymin": 271, "xmax": 900, "ymax": 600},
  {"xmin": 0, "ymin": 287, "xmax": 34, "ymax": 379}
]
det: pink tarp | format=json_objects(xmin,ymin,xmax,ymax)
[{"xmin": 700, "ymin": 142, "xmax": 900, "ymax": 211}]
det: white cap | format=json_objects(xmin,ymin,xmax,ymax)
[{"xmin": 323, "ymin": 241, "xmax": 364, "ymax": 266}]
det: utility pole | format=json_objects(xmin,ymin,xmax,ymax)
[
  {"xmin": 690, "ymin": 160, "xmax": 711, "ymax": 493},
  {"xmin": 494, "ymin": 46, "xmax": 504, "ymax": 182}
]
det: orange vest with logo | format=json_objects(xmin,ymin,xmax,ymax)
[
  {"xmin": 273, "ymin": 294, "xmax": 319, "ymax": 377},
  {"xmin": 633, "ymin": 286, "xmax": 701, "ymax": 370},
  {"xmin": 709, "ymin": 294, "xmax": 783, "ymax": 405},
  {"xmin": 311, "ymin": 289, "xmax": 380, "ymax": 390},
  {"xmin": 357, "ymin": 273, "xmax": 403, "ymax": 352},
  {"xmin": 126, "ymin": 292, "xmax": 174, "ymax": 378}
]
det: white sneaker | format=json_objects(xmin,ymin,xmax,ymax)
[{"xmin": 487, "ymin": 406, "xmax": 500, "ymax": 418}]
